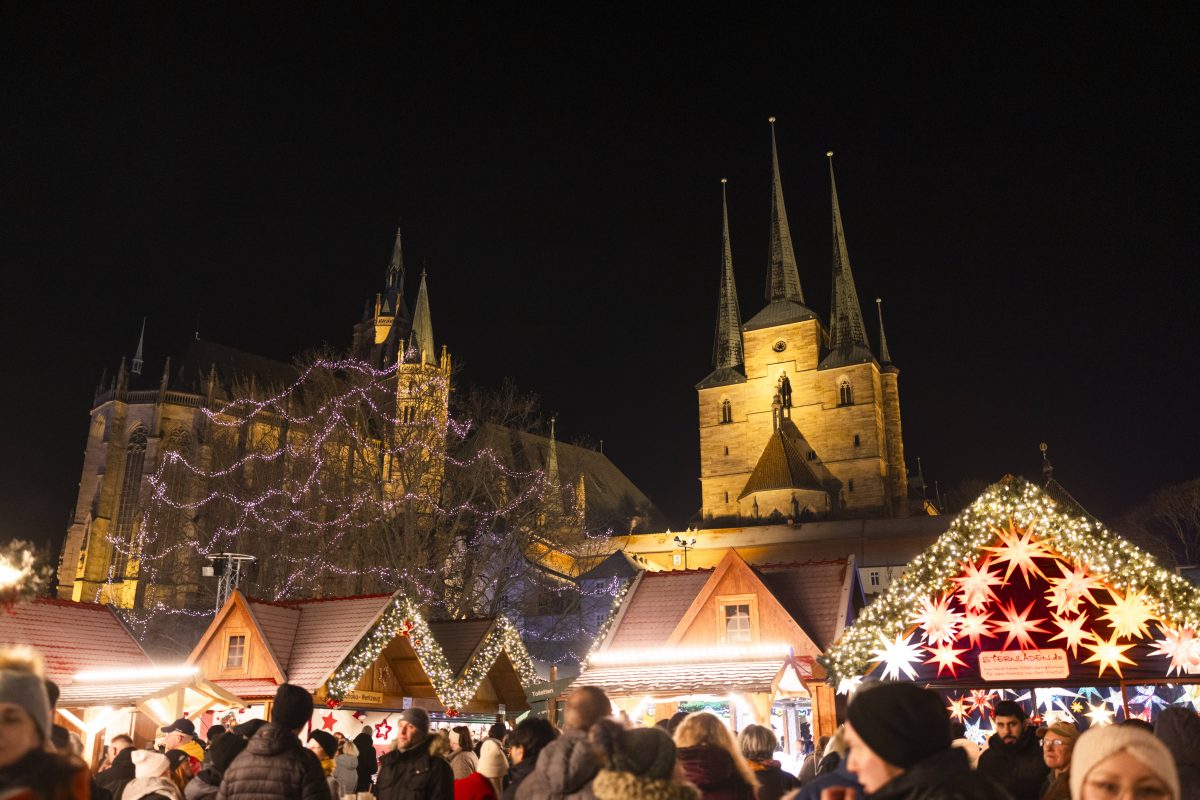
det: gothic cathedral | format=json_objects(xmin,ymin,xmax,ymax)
[{"xmin": 697, "ymin": 121, "xmax": 908, "ymax": 524}]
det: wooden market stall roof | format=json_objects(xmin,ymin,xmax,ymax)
[
  {"xmin": 822, "ymin": 476, "xmax": 1200, "ymax": 692},
  {"xmin": 190, "ymin": 590, "xmax": 539, "ymax": 712},
  {"xmin": 0, "ymin": 598, "xmax": 154, "ymax": 691}
]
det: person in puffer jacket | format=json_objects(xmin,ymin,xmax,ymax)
[
  {"xmin": 516, "ymin": 686, "xmax": 612, "ymax": 800},
  {"xmin": 674, "ymin": 712, "xmax": 758, "ymax": 800},
  {"xmin": 185, "ymin": 720, "xmax": 262, "ymax": 799},
  {"xmin": 1155, "ymin": 708, "xmax": 1199, "ymax": 800},
  {"xmin": 216, "ymin": 683, "xmax": 332, "ymax": 800},
  {"xmin": 588, "ymin": 720, "xmax": 699, "ymax": 800},
  {"xmin": 375, "ymin": 707, "xmax": 454, "ymax": 800}
]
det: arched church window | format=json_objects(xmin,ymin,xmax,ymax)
[
  {"xmin": 720, "ymin": 399, "xmax": 732, "ymax": 424},
  {"xmin": 149, "ymin": 429, "xmax": 193, "ymax": 565},
  {"xmin": 854, "ymin": 434, "xmax": 861, "ymax": 447},
  {"xmin": 839, "ymin": 379, "xmax": 853, "ymax": 406},
  {"xmin": 111, "ymin": 426, "xmax": 148, "ymax": 578}
]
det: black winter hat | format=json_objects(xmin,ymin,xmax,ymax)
[
  {"xmin": 206, "ymin": 729, "xmax": 251, "ymax": 773},
  {"xmin": 271, "ymin": 684, "xmax": 314, "ymax": 731},
  {"xmin": 610, "ymin": 726, "xmax": 678, "ymax": 781},
  {"xmin": 309, "ymin": 729, "xmax": 338, "ymax": 759},
  {"xmin": 846, "ymin": 682, "xmax": 951, "ymax": 769}
]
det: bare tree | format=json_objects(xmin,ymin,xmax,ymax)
[{"xmin": 1122, "ymin": 478, "xmax": 1200, "ymax": 569}]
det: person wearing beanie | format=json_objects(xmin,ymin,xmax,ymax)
[
  {"xmin": 216, "ymin": 683, "xmax": 332, "ymax": 800},
  {"xmin": 455, "ymin": 738, "xmax": 509, "ymax": 800},
  {"xmin": 184, "ymin": 725, "xmax": 253, "ymax": 799},
  {"xmin": 517, "ymin": 686, "xmax": 611, "ymax": 800},
  {"xmin": 587, "ymin": 720, "xmax": 699, "ymax": 800},
  {"xmin": 1034, "ymin": 721, "xmax": 1078, "ymax": 800},
  {"xmin": 120, "ymin": 749, "xmax": 186, "ymax": 800},
  {"xmin": 0, "ymin": 646, "xmax": 91, "ymax": 800},
  {"xmin": 974, "ymin": 699, "xmax": 1046, "ymax": 800},
  {"xmin": 1069, "ymin": 723, "xmax": 1179, "ymax": 800},
  {"xmin": 376, "ymin": 706, "xmax": 453, "ymax": 799},
  {"xmin": 821, "ymin": 681, "xmax": 1010, "ymax": 800},
  {"xmin": 1156, "ymin": 708, "xmax": 1200, "ymax": 800}
]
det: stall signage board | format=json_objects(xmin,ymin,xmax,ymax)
[
  {"xmin": 343, "ymin": 690, "xmax": 384, "ymax": 706},
  {"xmin": 978, "ymin": 649, "xmax": 1069, "ymax": 681}
]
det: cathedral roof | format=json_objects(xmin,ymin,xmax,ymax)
[
  {"xmin": 743, "ymin": 299, "xmax": 819, "ymax": 331},
  {"xmin": 739, "ymin": 420, "xmax": 828, "ymax": 500},
  {"xmin": 695, "ymin": 365, "xmax": 747, "ymax": 390}
]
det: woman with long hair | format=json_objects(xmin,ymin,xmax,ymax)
[
  {"xmin": 674, "ymin": 712, "xmax": 758, "ymax": 800},
  {"xmin": 449, "ymin": 725, "xmax": 480, "ymax": 780},
  {"xmin": 737, "ymin": 724, "xmax": 797, "ymax": 800}
]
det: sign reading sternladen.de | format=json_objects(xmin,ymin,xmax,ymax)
[{"xmin": 978, "ymin": 648, "xmax": 1069, "ymax": 681}]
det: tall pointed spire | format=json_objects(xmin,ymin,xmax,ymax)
[
  {"xmin": 821, "ymin": 152, "xmax": 875, "ymax": 369},
  {"xmin": 697, "ymin": 180, "xmax": 748, "ymax": 389},
  {"xmin": 766, "ymin": 117, "xmax": 805, "ymax": 305},
  {"xmin": 714, "ymin": 179, "xmax": 744, "ymax": 370},
  {"xmin": 546, "ymin": 415, "xmax": 564, "ymax": 514},
  {"xmin": 875, "ymin": 297, "xmax": 894, "ymax": 366},
  {"xmin": 131, "ymin": 318, "xmax": 146, "ymax": 376},
  {"xmin": 408, "ymin": 270, "xmax": 435, "ymax": 366},
  {"xmin": 386, "ymin": 227, "xmax": 405, "ymax": 296}
]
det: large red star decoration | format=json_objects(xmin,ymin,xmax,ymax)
[
  {"xmin": 374, "ymin": 718, "xmax": 393, "ymax": 740},
  {"xmin": 320, "ymin": 712, "xmax": 337, "ymax": 731}
]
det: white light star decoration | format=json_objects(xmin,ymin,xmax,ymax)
[
  {"xmin": 963, "ymin": 720, "xmax": 989, "ymax": 746},
  {"xmin": 1081, "ymin": 631, "xmax": 1138, "ymax": 678},
  {"xmin": 924, "ymin": 641, "xmax": 970, "ymax": 678},
  {"xmin": 981, "ymin": 520, "xmax": 1054, "ymax": 588},
  {"xmin": 993, "ymin": 599, "xmax": 1050, "ymax": 650},
  {"xmin": 952, "ymin": 557, "xmax": 1005, "ymax": 612},
  {"xmin": 836, "ymin": 675, "xmax": 863, "ymax": 696},
  {"xmin": 1033, "ymin": 687, "xmax": 1078, "ymax": 713},
  {"xmin": 911, "ymin": 594, "xmax": 965, "ymax": 645},
  {"xmin": 1045, "ymin": 561, "xmax": 1104, "ymax": 616},
  {"xmin": 1149, "ymin": 625, "xmax": 1200, "ymax": 676},
  {"xmin": 946, "ymin": 695, "xmax": 970, "ymax": 722},
  {"xmin": 958, "ymin": 609, "xmax": 997, "ymax": 649},
  {"xmin": 1173, "ymin": 684, "xmax": 1200, "ymax": 711},
  {"xmin": 870, "ymin": 632, "xmax": 924, "ymax": 681},
  {"xmin": 1086, "ymin": 704, "xmax": 1114, "ymax": 727}
]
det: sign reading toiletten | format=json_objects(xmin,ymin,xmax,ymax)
[{"xmin": 978, "ymin": 649, "xmax": 1069, "ymax": 681}]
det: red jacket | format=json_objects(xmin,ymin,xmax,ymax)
[{"xmin": 455, "ymin": 771, "xmax": 498, "ymax": 800}]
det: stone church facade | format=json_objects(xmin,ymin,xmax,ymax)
[{"xmin": 697, "ymin": 123, "xmax": 908, "ymax": 525}]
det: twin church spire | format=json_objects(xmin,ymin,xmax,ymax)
[{"xmin": 706, "ymin": 120, "xmax": 887, "ymax": 378}]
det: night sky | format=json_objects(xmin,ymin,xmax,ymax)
[{"xmin": 2, "ymin": 6, "xmax": 1197, "ymax": 557}]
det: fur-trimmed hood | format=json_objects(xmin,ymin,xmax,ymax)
[{"xmin": 592, "ymin": 769, "xmax": 701, "ymax": 800}]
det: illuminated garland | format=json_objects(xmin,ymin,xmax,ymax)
[
  {"xmin": 581, "ymin": 578, "xmax": 635, "ymax": 665},
  {"xmin": 326, "ymin": 594, "xmax": 539, "ymax": 709},
  {"xmin": 820, "ymin": 476, "xmax": 1200, "ymax": 687}
]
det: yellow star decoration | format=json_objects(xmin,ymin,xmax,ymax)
[
  {"xmin": 981, "ymin": 519, "xmax": 1054, "ymax": 588},
  {"xmin": 959, "ymin": 609, "xmax": 997, "ymax": 648},
  {"xmin": 924, "ymin": 641, "xmax": 970, "ymax": 678},
  {"xmin": 1048, "ymin": 611, "xmax": 1095, "ymax": 657},
  {"xmin": 1081, "ymin": 631, "xmax": 1138, "ymax": 678},
  {"xmin": 1071, "ymin": 701, "xmax": 1084, "ymax": 712},
  {"xmin": 1099, "ymin": 587, "xmax": 1156, "ymax": 641},
  {"xmin": 946, "ymin": 696, "xmax": 969, "ymax": 722},
  {"xmin": 1045, "ymin": 561, "xmax": 1104, "ymax": 616},
  {"xmin": 1086, "ymin": 704, "xmax": 1115, "ymax": 726},
  {"xmin": 993, "ymin": 599, "xmax": 1051, "ymax": 650},
  {"xmin": 952, "ymin": 557, "xmax": 1005, "ymax": 611}
]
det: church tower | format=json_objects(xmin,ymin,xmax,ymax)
[
  {"xmin": 697, "ymin": 122, "xmax": 909, "ymax": 524},
  {"xmin": 353, "ymin": 227, "xmax": 412, "ymax": 368},
  {"xmin": 394, "ymin": 270, "xmax": 451, "ymax": 495}
]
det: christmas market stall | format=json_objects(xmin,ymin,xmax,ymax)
[
  {"xmin": 572, "ymin": 549, "xmax": 863, "ymax": 744},
  {"xmin": 189, "ymin": 589, "xmax": 538, "ymax": 748},
  {"xmin": 821, "ymin": 476, "xmax": 1200, "ymax": 740},
  {"xmin": 0, "ymin": 598, "xmax": 242, "ymax": 766}
]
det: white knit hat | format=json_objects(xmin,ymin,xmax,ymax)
[
  {"xmin": 132, "ymin": 749, "xmax": 170, "ymax": 778},
  {"xmin": 477, "ymin": 738, "xmax": 509, "ymax": 778},
  {"xmin": 1069, "ymin": 724, "xmax": 1179, "ymax": 800}
]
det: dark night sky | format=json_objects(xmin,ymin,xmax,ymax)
[{"xmin": 2, "ymin": 5, "xmax": 1197, "ymax": 556}]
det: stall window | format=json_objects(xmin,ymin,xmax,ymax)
[{"xmin": 224, "ymin": 633, "xmax": 248, "ymax": 670}]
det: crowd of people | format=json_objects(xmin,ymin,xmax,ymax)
[{"xmin": 2, "ymin": 645, "xmax": 1198, "ymax": 800}]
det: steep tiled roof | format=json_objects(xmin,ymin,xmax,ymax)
[
  {"xmin": 607, "ymin": 570, "xmax": 713, "ymax": 649},
  {"xmin": 285, "ymin": 595, "xmax": 394, "ymax": 691},
  {"xmin": 757, "ymin": 560, "xmax": 850, "ymax": 650},
  {"xmin": 214, "ymin": 678, "xmax": 280, "ymax": 700},
  {"xmin": 427, "ymin": 619, "xmax": 495, "ymax": 676},
  {"xmin": 60, "ymin": 673, "xmax": 194, "ymax": 706},
  {"xmin": 740, "ymin": 424, "xmax": 826, "ymax": 499},
  {"xmin": 0, "ymin": 599, "xmax": 152, "ymax": 686},
  {"xmin": 245, "ymin": 600, "xmax": 302, "ymax": 671}
]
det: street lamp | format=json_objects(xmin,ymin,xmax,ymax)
[{"xmin": 674, "ymin": 534, "xmax": 697, "ymax": 570}]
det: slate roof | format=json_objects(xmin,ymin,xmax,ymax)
[
  {"xmin": 696, "ymin": 366, "xmax": 747, "ymax": 390},
  {"xmin": 0, "ymin": 599, "xmax": 153, "ymax": 687},
  {"xmin": 739, "ymin": 423, "xmax": 827, "ymax": 499},
  {"xmin": 743, "ymin": 300, "xmax": 818, "ymax": 331},
  {"xmin": 426, "ymin": 619, "xmax": 495, "ymax": 676},
  {"xmin": 606, "ymin": 570, "xmax": 713, "ymax": 649},
  {"xmin": 757, "ymin": 560, "xmax": 851, "ymax": 650},
  {"xmin": 578, "ymin": 551, "xmax": 661, "ymax": 581}
]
